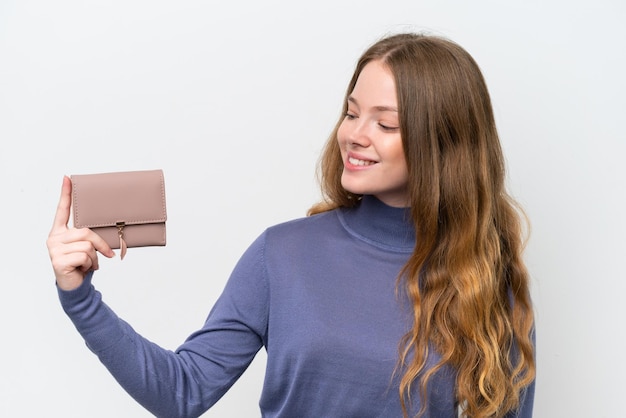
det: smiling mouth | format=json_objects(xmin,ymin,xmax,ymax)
[{"xmin": 348, "ymin": 157, "xmax": 376, "ymax": 166}]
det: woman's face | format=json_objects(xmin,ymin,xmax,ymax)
[{"xmin": 337, "ymin": 60, "xmax": 409, "ymax": 207}]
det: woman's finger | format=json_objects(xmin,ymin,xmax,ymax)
[
  {"xmin": 50, "ymin": 176, "xmax": 72, "ymax": 234},
  {"xmin": 49, "ymin": 226, "xmax": 115, "ymax": 259}
]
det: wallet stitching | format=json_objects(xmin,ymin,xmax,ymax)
[{"xmin": 72, "ymin": 170, "xmax": 167, "ymax": 228}]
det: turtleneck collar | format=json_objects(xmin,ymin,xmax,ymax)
[{"xmin": 337, "ymin": 195, "xmax": 415, "ymax": 252}]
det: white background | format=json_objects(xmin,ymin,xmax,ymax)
[{"xmin": 1, "ymin": 1, "xmax": 624, "ymax": 417}]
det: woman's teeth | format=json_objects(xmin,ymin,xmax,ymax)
[{"xmin": 348, "ymin": 157, "xmax": 375, "ymax": 166}]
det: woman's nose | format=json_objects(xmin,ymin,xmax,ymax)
[{"xmin": 346, "ymin": 120, "xmax": 371, "ymax": 148}]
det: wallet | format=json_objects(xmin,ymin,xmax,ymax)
[{"xmin": 71, "ymin": 169, "xmax": 167, "ymax": 260}]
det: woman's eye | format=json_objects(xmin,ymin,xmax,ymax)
[
  {"xmin": 345, "ymin": 112, "xmax": 357, "ymax": 120},
  {"xmin": 379, "ymin": 123, "xmax": 399, "ymax": 131}
]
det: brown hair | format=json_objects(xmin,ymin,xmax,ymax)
[{"xmin": 309, "ymin": 33, "xmax": 535, "ymax": 417}]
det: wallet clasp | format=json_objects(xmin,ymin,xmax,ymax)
[{"xmin": 116, "ymin": 221, "xmax": 128, "ymax": 260}]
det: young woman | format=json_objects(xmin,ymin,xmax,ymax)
[{"xmin": 48, "ymin": 33, "xmax": 535, "ymax": 417}]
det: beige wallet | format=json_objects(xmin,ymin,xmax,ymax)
[{"xmin": 71, "ymin": 169, "xmax": 167, "ymax": 260}]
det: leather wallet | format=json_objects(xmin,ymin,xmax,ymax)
[{"xmin": 71, "ymin": 169, "xmax": 167, "ymax": 260}]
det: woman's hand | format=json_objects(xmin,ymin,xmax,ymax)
[{"xmin": 46, "ymin": 176, "xmax": 115, "ymax": 291}]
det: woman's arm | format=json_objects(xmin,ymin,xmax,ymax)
[{"xmin": 49, "ymin": 177, "xmax": 268, "ymax": 417}]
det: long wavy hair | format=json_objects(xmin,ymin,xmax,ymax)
[{"xmin": 308, "ymin": 33, "xmax": 535, "ymax": 417}]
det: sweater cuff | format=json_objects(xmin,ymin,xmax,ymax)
[
  {"xmin": 56, "ymin": 271, "xmax": 127, "ymax": 354},
  {"xmin": 57, "ymin": 270, "xmax": 96, "ymax": 307}
]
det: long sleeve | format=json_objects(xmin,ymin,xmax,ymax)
[
  {"xmin": 58, "ymin": 234, "xmax": 269, "ymax": 418},
  {"xmin": 504, "ymin": 328, "xmax": 536, "ymax": 418},
  {"xmin": 506, "ymin": 379, "xmax": 535, "ymax": 418}
]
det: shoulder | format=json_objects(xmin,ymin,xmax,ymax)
[
  {"xmin": 261, "ymin": 209, "xmax": 344, "ymax": 248},
  {"xmin": 267, "ymin": 209, "xmax": 339, "ymax": 235}
]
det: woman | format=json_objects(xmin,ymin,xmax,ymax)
[{"xmin": 48, "ymin": 33, "xmax": 535, "ymax": 417}]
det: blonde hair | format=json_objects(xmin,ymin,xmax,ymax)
[{"xmin": 309, "ymin": 33, "xmax": 535, "ymax": 417}]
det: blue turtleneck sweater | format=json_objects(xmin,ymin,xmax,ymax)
[{"xmin": 58, "ymin": 195, "xmax": 534, "ymax": 417}]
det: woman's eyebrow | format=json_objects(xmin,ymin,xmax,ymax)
[{"xmin": 347, "ymin": 96, "xmax": 398, "ymax": 112}]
